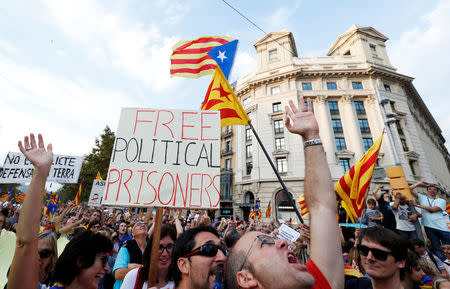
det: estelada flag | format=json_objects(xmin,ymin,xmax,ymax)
[
  {"xmin": 335, "ymin": 134, "xmax": 383, "ymax": 222},
  {"xmin": 15, "ymin": 191, "xmax": 26, "ymax": 203},
  {"xmin": 95, "ymin": 171, "xmax": 103, "ymax": 180},
  {"xmin": 201, "ymin": 66, "xmax": 250, "ymax": 127},
  {"xmin": 170, "ymin": 36, "xmax": 234, "ymax": 78},
  {"xmin": 297, "ymin": 194, "xmax": 309, "ymax": 217},
  {"xmin": 74, "ymin": 179, "xmax": 83, "ymax": 206},
  {"xmin": 265, "ymin": 201, "xmax": 271, "ymax": 218}
]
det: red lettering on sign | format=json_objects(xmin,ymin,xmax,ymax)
[
  {"xmin": 212, "ymin": 174, "xmax": 221, "ymax": 207},
  {"xmin": 133, "ymin": 110, "xmax": 156, "ymax": 134},
  {"xmin": 202, "ymin": 174, "xmax": 213, "ymax": 207},
  {"xmin": 105, "ymin": 169, "xmax": 120, "ymax": 201},
  {"xmin": 144, "ymin": 171, "xmax": 158, "ymax": 205},
  {"xmin": 116, "ymin": 169, "xmax": 133, "ymax": 203},
  {"xmin": 201, "ymin": 112, "xmax": 219, "ymax": 141},
  {"xmin": 154, "ymin": 110, "xmax": 175, "ymax": 138},
  {"xmin": 181, "ymin": 112, "xmax": 198, "ymax": 140},
  {"xmin": 134, "ymin": 170, "xmax": 147, "ymax": 204},
  {"xmin": 158, "ymin": 172, "xmax": 175, "ymax": 205},
  {"xmin": 189, "ymin": 173, "xmax": 202, "ymax": 207},
  {"xmin": 173, "ymin": 173, "xmax": 189, "ymax": 207}
]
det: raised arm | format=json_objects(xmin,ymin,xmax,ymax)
[
  {"xmin": 54, "ymin": 202, "xmax": 74, "ymax": 233},
  {"xmin": 371, "ymin": 185, "xmax": 384, "ymax": 200},
  {"xmin": 409, "ymin": 181, "xmax": 427, "ymax": 198},
  {"xmin": 285, "ymin": 98, "xmax": 344, "ymax": 289},
  {"xmin": 8, "ymin": 134, "xmax": 53, "ymax": 289}
]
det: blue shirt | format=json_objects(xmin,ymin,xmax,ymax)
[
  {"xmin": 112, "ymin": 246, "xmax": 130, "ymax": 289},
  {"xmin": 418, "ymin": 194, "xmax": 449, "ymax": 232}
]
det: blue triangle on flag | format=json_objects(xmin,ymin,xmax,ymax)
[{"xmin": 207, "ymin": 39, "xmax": 238, "ymax": 80}]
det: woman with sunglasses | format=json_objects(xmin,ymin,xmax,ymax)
[
  {"xmin": 38, "ymin": 231, "xmax": 58, "ymax": 287},
  {"xmin": 6, "ymin": 134, "xmax": 113, "ymax": 289},
  {"xmin": 121, "ymin": 224, "xmax": 177, "ymax": 289}
]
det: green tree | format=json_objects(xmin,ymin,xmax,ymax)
[{"xmin": 58, "ymin": 126, "xmax": 115, "ymax": 203}]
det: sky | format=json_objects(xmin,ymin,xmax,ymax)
[{"xmin": 1, "ymin": 0, "xmax": 449, "ymax": 163}]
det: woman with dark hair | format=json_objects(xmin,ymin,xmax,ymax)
[
  {"xmin": 51, "ymin": 230, "xmax": 112, "ymax": 289},
  {"xmin": 120, "ymin": 224, "xmax": 177, "ymax": 289}
]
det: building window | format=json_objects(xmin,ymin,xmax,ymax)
[
  {"xmin": 354, "ymin": 101, "xmax": 366, "ymax": 115},
  {"xmin": 395, "ymin": 120, "xmax": 404, "ymax": 136},
  {"xmin": 335, "ymin": 137, "xmax": 346, "ymax": 151},
  {"xmin": 390, "ymin": 101, "xmax": 397, "ymax": 112},
  {"xmin": 225, "ymin": 140, "xmax": 231, "ymax": 152},
  {"xmin": 328, "ymin": 101, "xmax": 339, "ymax": 115},
  {"xmin": 273, "ymin": 102, "xmax": 282, "ymax": 113},
  {"xmin": 359, "ymin": 119, "xmax": 371, "ymax": 133},
  {"xmin": 401, "ymin": 139, "xmax": 409, "ymax": 152},
  {"xmin": 327, "ymin": 82, "xmax": 337, "ymax": 90},
  {"xmin": 274, "ymin": 120, "xmax": 284, "ymax": 134},
  {"xmin": 275, "ymin": 137, "xmax": 285, "ymax": 150},
  {"xmin": 246, "ymin": 161, "xmax": 253, "ymax": 175},
  {"xmin": 332, "ymin": 119, "xmax": 343, "ymax": 133},
  {"xmin": 246, "ymin": 144, "xmax": 252, "ymax": 158},
  {"xmin": 225, "ymin": 158, "xmax": 231, "ymax": 170},
  {"xmin": 269, "ymin": 49, "xmax": 277, "ymax": 62},
  {"xmin": 302, "ymin": 82, "xmax": 312, "ymax": 90},
  {"xmin": 352, "ymin": 82, "xmax": 363, "ymax": 90},
  {"xmin": 276, "ymin": 157, "xmax": 287, "ymax": 173},
  {"xmin": 370, "ymin": 44, "xmax": 377, "ymax": 56},
  {"xmin": 363, "ymin": 138, "xmax": 374, "ymax": 151},
  {"xmin": 245, "ymin": 126, "xmax": 252, "ymax": 142},
  {"xmin": 409, "ymin": 160, "xmax": 417, "ymax": 176},
  {"xmin": 339, "ymin": 159, "xmax": 351, "ymax": 172},
  {"xmin": 384, "ymin": 84, "xmax": 391, "ymax": 92},
  {"xmin": 271, "ymin": 86, "xmax": 280, "ymax": 95}
]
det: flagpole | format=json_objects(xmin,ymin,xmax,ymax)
[{"xmin": 248, "ymin": 121, "xmax": 304, "ymax": 224}]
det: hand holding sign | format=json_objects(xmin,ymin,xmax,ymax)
[{"xmin": 18, "ymin": 133, "xmax": 53, "ymax": 173}]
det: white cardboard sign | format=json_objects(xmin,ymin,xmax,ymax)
[
  {"xmin": 102, "ymin": 108, "xmax": 221, "ymax": 209},
  {"xmin": 277, "ymin": 224, "xmax": 301, "ymax": 243},
  {"xmin": 88, "ymin": 180, "xmax": 106, "ymax": 207},
  {"xmin": 0, "ymin": 152, "xmax": 83, "ymax": 184}
]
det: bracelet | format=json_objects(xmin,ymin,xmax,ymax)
[{"xmin": 303, "ymin": 138, "xmax": 322, "ymax": 147}]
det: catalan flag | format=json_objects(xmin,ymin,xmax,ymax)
[
  {"xmin": 249, "ymin": 205, "xmax": 255, "ymax": 220},
  {"xmin": 95, "ymin": 171, "xmax": 103, "ymax": 180},
  {"xmin": 201, "ymin": 67, "xmax": 250, "ymax": 127},
  {"xmin": 15, "ymin": 191, "xmax": 26, "ymax": 203},
  {"xmin": 170, "ymin": 36, "xmax": 234, "ymax": 78},
  {"xmin": 446, "ymin": 203, "xmax": 450, "ymax": 215},
  {"xmin": 255, "ymin": 202, "xmax": 262, "ymax": 222},
  {"xmin": 266, "ymin": 201, "xmax": 272, "ymax": 218},
  {"xmin": 74, "ymin": 179, "xmax": 83, "ymax": 206},
  {"xmin": 335, "ymin": 134, "xmax": 383, "ymax": 222},
  {"xmin": 123, "ymin": 207, "xmax": 130, "ymax": 220},
  {"xmin": 297, "ymin": 194, "xmax": 309, "ymax": 217},
  {"xmin": 0, "ymin": 187, "xmax": 12, "ymax": 202}
]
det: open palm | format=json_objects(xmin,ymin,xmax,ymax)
[
  {"xmin": 18, "ymin": 133, "xmax": 53, "ymax": 170},
  {"xmin": 285, "ymin": 98, "xmax": 319, "ymax": 140}
]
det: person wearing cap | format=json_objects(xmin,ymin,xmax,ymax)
[{"xmin": 410, "ymin": 181, "xmax": 450, "ymax": 261}]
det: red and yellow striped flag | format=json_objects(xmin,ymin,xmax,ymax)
[
  {"xmin": 201, "ymin": 67, "xmax": 250, "ymax": 127},
  {"xmin": 74, "ymin": 179, "xmax": 83, "ymax": 206},
  {"xmin": 297, "ymin": 194, "xmax": 309, "ymax": 217},
  {"xmin": 335, "ymin": 134, "xmax": 383, "ymax": 222},
  {"xmin": 170, "ymin": 36, "xmax": 234, "ymax": 78},
  {"xmin": 266, "ymin": 201, "xmax": 271, "ymax": 218},
  {"xmin": 446, "ymin": 203, "xmax": 450, "ymax": 215}
]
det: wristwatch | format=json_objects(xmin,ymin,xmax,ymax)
[{"xmin": 303, "ymin": 138, "xmax": 322, "ymax": 147}]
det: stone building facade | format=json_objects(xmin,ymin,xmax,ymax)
[{"xmin": 223, "ymin": 25, "xmax": 450, "ymax": 221}]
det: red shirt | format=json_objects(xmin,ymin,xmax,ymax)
[{"xmin": 307, "ymin": 259, "xmax": 332, "ymax": 289}]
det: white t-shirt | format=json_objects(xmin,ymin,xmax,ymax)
[
  {"xmin": 390, "ymin": 202, "xmax": 415, "ymax": 231},
  {"xmin": 418, "ymin": 194, "xmax": 449, "ymax": 232},
  {"xmin": 120, "ymin": 268, "xmax": 175, "ymax": 289}
]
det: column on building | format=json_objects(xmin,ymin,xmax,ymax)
[
  {"xmin": 314, "ymin": 95, "xmax": 338, "ymax": 164},
  {"xmin": 339, "ymin": 94, "xmax": 365, "ymax": 158}
]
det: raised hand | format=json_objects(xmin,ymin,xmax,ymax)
[
  {"xmin": 18, "ymin": 133, "xmax": 53, "ymax": 171},
  {"xmin": 284, "ymin": 97, "xmax": 320, "ymax": 140}
]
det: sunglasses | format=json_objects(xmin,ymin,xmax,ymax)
[
  {"xmin": 97, "ymin": 254, "xmax": 109, "ymax": 267},
  {"xmin": 239, "ymin": 235, "xmax": 276, "ymax": 271},
  {"xmin": 184, "ymin": 243, "xmax": 229, "ymax": 258},
  {"xmin": 357, "ymin": 244, "xmax": 392, "ymax": 261},
  {"xmin": 39, "ymin": 249, "xmax": 52, "ymax": 259},
  {"xmin": 159, "ymin": 244, "xmax": 174, "ymax": 254}
]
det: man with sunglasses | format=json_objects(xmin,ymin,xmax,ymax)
[
  {"xmin": 171, "ymin": 226, "xmax": 228, "ymax": 289},
  {"xmin": 346, "ymin": 226, "xmax": 409, "ymax": 289},
  {"xmin": 225, "ymin": 98, "xmax": 344, "ymax": 289}
]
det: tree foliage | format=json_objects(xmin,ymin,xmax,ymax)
[{"xmin": 58, "ymin": 126, "xmax": 115, "ymax": 203}]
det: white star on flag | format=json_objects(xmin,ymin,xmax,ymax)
[{"xmin": 217, "ymin": 50, "xmax": 227, "ymax": 63}]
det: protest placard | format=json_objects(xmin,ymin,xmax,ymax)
[
  {"xmin": 0, "ymin": 152, "xmax": 82, "ymax": 184},
  {"xmin": 102, "ymin": 108, "xmax": 221, "ymax": 208},
  {"xmin": 88, "ymin": 180, "xmax": 106, "ymax": 207},
  {"xmin": 277, "ymin": 223, "xmax": 301, "ymax": 243}
]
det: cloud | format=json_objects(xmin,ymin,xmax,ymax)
[
  {"xmin": 266, "ymin": 2, "xmax": 301, "ymax": 30},
  {"xmin": 389, "ymin": 0, "xmax": 450, "ymax": 148},
  {"xmin": 42, "ymin": 0, "xmax": 181, "ymax": 93},
  {"xmin": 231, "ymin": 51, "xmax": 257, "ymax": 82}
]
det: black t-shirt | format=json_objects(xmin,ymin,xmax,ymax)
[
  {"xmin": 377, "ymin": 196, "xmax": 396, "ymax": 231},
  {"xmin": 345, "ymin": 278, "xmax": 372, "ymax": 289}
]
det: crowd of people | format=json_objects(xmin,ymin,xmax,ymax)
[{"xmin": 0, "ymin": 97, "xmax": 449, "ymax": 289}]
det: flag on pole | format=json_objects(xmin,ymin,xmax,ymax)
[
  {"xmin": 0, "ymin": 187, "xmax": 12, "ymax": 202},
  {"xmin": 207, "ymin": 40, "xmax": 238, "ymax": 80},
  {"xmin": 335, "ymin": 134, "xmax": 383, "ymax": 222},
  {"xmin": 446, "ymin": 203, "xmax": 450, "ymax": 215},
  {"xmin": 15, "ymin": 191, "xmax": 26, "ymax": 203},
  {"xmin": 123, "ymin": 207, "xmax": 130, "ymax": 220},
  {"xmin": 266, "ymin": 201, "xmax": 272, "ymax": 218},
  {"xmin": 74, "ymin": 179, "xmax": 84, "ymax": 206},
  {"xmin": 297, "ymin": 194, "xmax": 309, "ymax": 217},
  {"xmin": 255, "ymin": 202, "xmax": 262, "ymax": 222},
  {"xmin": 170, "ymin": 36, "xmax": 234, "ymax": 78},
  {"xmin": 95, "ymin": 171, "xmax": 103, "ymax": 180},
  {"xmin": 201, "ymin": 67, "xmax": 250, "ymax": 127},
  {"xmin": 249, "ymin": 205, "xmax": 255, "ymax": 220}
]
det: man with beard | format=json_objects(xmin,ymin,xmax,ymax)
[
  {"xmin": 224, "ymin": 98, "xmax": 344, "ymax": 289},
  {"xmin": 171, "ymin": 226, "xmax": 227, "ymax": 289}
]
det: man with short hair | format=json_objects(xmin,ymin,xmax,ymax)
[
  {"xmin": 411, "ymin": 182, "xmax": 450, "ymax": 261},
  {"xmin": 346, "ymin": 226, "xmax": 409, "ymax": 289},
  {"xmin": 225, "ymin": 98, "xmax": 344, "ymax": 289},
  {"xmin": 112, "ymin": 221, "xmax": 148, "ymax": 289},
  {"xmin": 400, "ymin": 250, "xmax": 425, "ymax": 289},
  {"xmin": 171, "ymin": 226, "xmax": 227, "ymax": 289}
]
